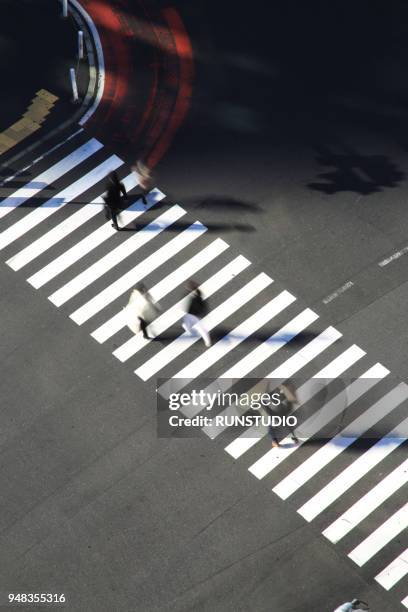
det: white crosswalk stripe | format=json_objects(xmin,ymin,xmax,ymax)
[
  {"xmin": 203, "ymin": 327, "xmax": 341, "ymax": 442},
  {"xmin": 50, "ymin": 205, "xmax": 188, "ymax": 307},
  {"xmin": 104, "ymin": 239, "xmax": 229, "ymax": 349},
  {"xmin": 223, "ymin": 345, "xmax": 366, "ymax": 459},
  {"xmin": 2, "ymin": 132, "xmax": 407, "ymax": 608},
  {"xmin": 169, "ymin": 291, "xmax": 297, "ymax": 387},
  {"xmin": 375, "ymin": 548, "xmax": 408, "ymax": 590},
  {"xmin": 0, "ymin": 155, "xmax": 122, "ymax": 251},
  {"xmin": 70, "ymin": 221, "xmax": 208, "ymax": 325},
  {"xmin": 274, "ymin": 383, "xmax": 407, "ymax": 501},
  {"xmin": 27, "ymin": 187, "xmax": 166, "ymax": 288},
  {"xmin": 0, "ymin": 138, "xmax": 102, "ymax": 220},
  {"xmin": 249, "ymin": 363, "xmax": 388, "ymax": 480},
  {"xmin": 322, "ymin": 457, "xmax": 408, "ymax": 543},
  {"xmin": 348, "ymin": 501, "xmax": 408, "ymax": 566},
  {"xmin": 6, "ymin": 172, "xmax": 141, "ymax": 271},
  {"xmin": 301, "ymin": 416, "xmax": 408, "ymax": 521},
  {"xmin": 140, "ymin": 273, "xmax": 273, "ymax": 382},
  {"xmin": 181, "ymin": 308, "xmax": 320, "ymax": 424},
  {"xmin": 113, "ymin": 256, "xmax": 250, "ymax": 362}
]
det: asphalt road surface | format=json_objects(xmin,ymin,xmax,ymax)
[{"xmin": 0, "ymin": 2, "xmax": 407, "ymax": 611}]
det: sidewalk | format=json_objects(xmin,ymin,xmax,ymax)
[{"xmin": 0, "ymin": 0, "xmax": 89, "ymax": 160}]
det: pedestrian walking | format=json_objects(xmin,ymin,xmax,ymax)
[
  {"xmin": 265, "ymin": 380, "xmax": 299, "ymax": 448},
  {"xmin": 182, "ymin": 281, "xmax": 211, "ymax": 347},
  {"xmin": 103, "ymin": 171, "xmax": 127, "ymax": 230},
  {"xmin": 125, "ymin": 283, "xmax": 160, "ymax": 340},
  {"xmin": 333, "ymin": 599, "xmax": 369, "ymax": 611},
  {"xmin": 132, "ymin": 160, "xmax": 152, "ymax": 205}
]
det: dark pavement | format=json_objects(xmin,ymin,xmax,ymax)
[{"xmin": 0, "ymin": 2, "xmax": 407, "ymax": 612}]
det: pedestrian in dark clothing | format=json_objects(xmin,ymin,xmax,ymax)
[
  {"xmin": 265, "ymin": 380, "xmax": 299, "ymax": 448},
  {"xmin": 182, "ymin": 281, "xmax": 211, "ymax": 347},
  {"xmin": 103, "ymin": 171, "xmax": 127, "ymax": 230}
]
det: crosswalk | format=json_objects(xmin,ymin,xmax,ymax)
[{"xmin": 1, "ymin": 129, "xmax": 407, "ymax": 609}]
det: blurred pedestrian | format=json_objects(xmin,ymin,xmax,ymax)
[
  {"xmin": 265, "ymin": 380, "xmax": 299, "ymax": 448},
  {"xmin": 333, "ymin": 599, "xmax": 369, "ymax": 611},
  {"xmin": 132, "ymin": 160, "xmax": 152, "ymax": 205},
  {"xmin": 103, "ymin": 171, "xmax": 127, "ymax": 230},
  {"xmin": 182, "ymin": 281, "xmax": 211, "ymax": 347},
  {"xmin": 126, "ymin": 283, "xmax": 160, "ymax": 340}
]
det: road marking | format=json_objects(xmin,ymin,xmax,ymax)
[
  {"xmin": 0, "ymin": 154, "xmax": 121, "ymax": 251},
  {"xmin": 322, "ymin": 281, "xmax": 354, "ymax": 304},
  {"xmin": 249, "ymin": 363, "xmax": 386, "ymax": 481},
  {"xmin": 0, "ymin": 129, "xmax": 84, "ymax": 187},
  {"xmin": 138, "ymin": 273, "xmax": 273, "ymax": 382},
  {"xmin": 276, "ymin": 383, "xmax": 405, "ymax": 501},
  {"xmin": 170, "ymin": 291, "xmax": 296, "ymax": 386},
  {"xmin": 321, "ymin": 457, "xmax": 408, "ymax": 544},
  {"xmin": 69, "ymin": 221, "xmax": 207, "ymax": 325},
  {"xmin": 113, "ymin": 256, "xmax": 249, "ymax": 362},
  {"xmin": 204, "ymin": 327, "xmax": 341, "ymax": 442},
  {"xmin": 379, "ymin": 245, "xmax": 408, "ymax": 267},
  {"xmin": 0, "ymin": 138, "xmax": 102, "ymax": 220},
  {"xmin": 219, "ymin": 343, "xmax": 363, "ymax": 457},
  {"xmin": 302, "ymin": 417, "xmax": 408, "ymax": 521},
  {"xmin": 27, "ymin": 188, "xmax": 165, "ymax": 288},
  {"xmin": 104, "ymin": 239, "xmax": 229, "ymax": 349},
  {"xmin": 6, "ymin": 172, "xmax": 141, "ymax": 271},
  {"xmin": 50, "ymin": 205, "xmax": 187, "ymax": 307},
  {"xmin": 375, "ymin": 547, "xmax": 408, "ymax": 589},
  {"xmin": 348, "ymin": 501, "xmax": 408, "ymax": 566}
]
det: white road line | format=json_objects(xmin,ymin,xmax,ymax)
[
  {"xmin": 170, "ymin": 291, "xmax": 297, "ymax": 387},
  {"xmin": 310, "ymin": 345, "xmax": 366, "ymax": 380},
  {"xmin": 276, "ymin": 383, "xmax": 406, "ymax": 502},
  {"xmin": 69, "ymin": 221, "xmax": 207, "ymax": 325},
  {"xmin": 322, "ymin": 458, "xmax": 408, "ymax": 543},
  {"xmin": 49, "ymin": 205, "xmax": 187, "ymax": 307},
  {"xmin": 205, "ymin": 326, "xmax": 340, "ymax": 443},
  {"xmin": 6, "ymin": 172, "xmax": 140, "ymax": 271},
  {"xmin": 0, "ymin": 128, "xmax": 84, "ymax": 187},
  {"xmin": 249, "ymin": 363, "xmax": 387, "ymax": 481},
  {"xmin": 27, "ymin": 188, "xmax": 165, "ymax": 288},
  {"xmin": 267, "ymin": 327, "xmax": 342, "ymax": 378},
  {"xmin": 348, "ymin": 502, "xmax": 408, "ymax": 566},
  {"xmin": 219, "ymin": 308, "xmax": 318, "ymax": 379},
  {"xmin": 112, "ymin": 256, "xmax": 249, "ymax": 361},
  {"xmin": 224, "ymin": 345, "xmax": 366, "ymax": 460},
  {"xmin": 0, "ymin": 139, "xmax": 102, "ymax": 219},
  {"xmin": 138, "ymin": 273, "xmax": 272, "ymax": 382},
  {"xmin": 402, "ymin": 595, "xmax": 408, "ymax": 609},
  {"xmin": 183, "ymin": 306, "xmax": 318, "ymax": 423},
  {"xmin": 302, "ymin": 417, "xmax": 408, "ymax": 522},
  {"xmin": 0, "ymin": 155, "xmax": 122, "ymax": 251},
  {"xmin": 375, "ymin": 548, "xmax": 408, "ymax": 590},
  {"xmin": 323, "ymin": 281, "xmax": 354, "ymax": 305},
  {"xmin": 106, "ymin": 239, "xmax": 229, "ymax": 350},
  {"xmin": 219, "ymin": 342, "xmax": 362, "ymax": 456}
]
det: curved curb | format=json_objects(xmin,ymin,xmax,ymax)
[
  {"xmin": 69, "ymin": 0, "xmax": 105, "ymax": 126},
  {"xmin": 0, "ymin": 0, "xmax": 102, "ymax": 174}
]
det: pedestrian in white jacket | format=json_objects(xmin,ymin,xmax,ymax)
[{"xmin": 126, "ymin": 284, "xmax": 159, "ymax": 339}]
